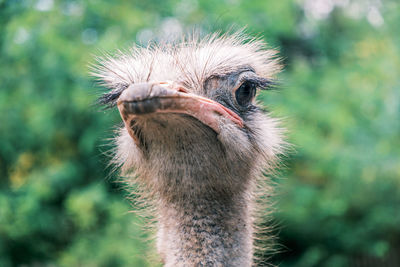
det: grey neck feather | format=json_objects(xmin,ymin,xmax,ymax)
[
  {"xmin": 125, "ymin": 115, "xmax": 260, "ymax": 266},
  {"xmin": 156, "ymin": 174, "xmax": 254, "ymax": 267}
]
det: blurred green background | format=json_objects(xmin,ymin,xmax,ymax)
[{"xmin": 1, "ymin": 0, "xmax": 399, "ymax": 266}]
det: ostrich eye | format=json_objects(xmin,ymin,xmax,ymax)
[{"xmin": 235, "ymin": 81, "xmax": 256, "ymax": 106}]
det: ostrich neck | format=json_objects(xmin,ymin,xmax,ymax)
[
  {"xmin": 140, "ymin": 120, "xmax": 257, "ymax": 266},
  {"xmin": 155, "ymin": 173, "xmax": 254, "ymax": 267}
]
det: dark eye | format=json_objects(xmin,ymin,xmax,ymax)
[{"xmin": 235, "ymin": 81, "xmax": 256, "ymax": 106}]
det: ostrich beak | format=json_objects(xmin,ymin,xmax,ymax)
[{"xmin": 117, "ymin": 82, "xmax": 243, "ymax": 141}]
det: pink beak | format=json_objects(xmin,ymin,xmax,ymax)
[{"xmin": 117, "ymin": 81, "xmax": 244, "ymax": 142}]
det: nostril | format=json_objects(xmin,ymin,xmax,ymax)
[
  {"xmin": 158, "ymin": 81, "xmax": 188, "ymax": 93},
  {"xmin": 177, "ymin": 87, "xmax": 188, "ymax": 93}
]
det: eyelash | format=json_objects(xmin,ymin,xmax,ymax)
[
  {"xmin": 239, "ymin": 77, "xmax": 273, "ymax": 90},
  {"xmin": 98, "ymin": 84, "xmax": 127, "ymax": 108}
]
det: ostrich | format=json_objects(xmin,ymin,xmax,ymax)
[{"xmin": 93, "ymin": 33, "xmax": 284, "ymax": 266}]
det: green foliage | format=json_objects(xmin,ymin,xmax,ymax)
[{"xmin": 1, "ymin": 0, "xmax": 399, "ymax": 266}]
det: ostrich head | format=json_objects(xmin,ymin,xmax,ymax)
[{"xmin": 94, "ymin": 33, "xmax": 284, "ymax": 266}]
